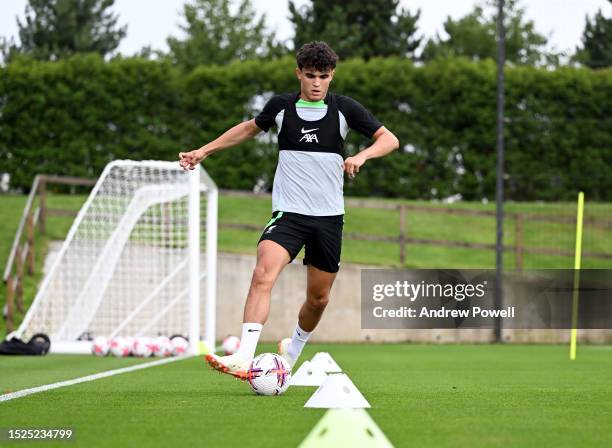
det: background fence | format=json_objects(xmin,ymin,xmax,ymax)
[
  {"xmin": 2, "ymin": 179, "xmax": 611, "ymax": 336},
  {"xmin": 219, "ymin": 190, "xmax": 612, "ymax": 269}
]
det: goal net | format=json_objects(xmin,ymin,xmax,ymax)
[{"xmin": 13, "ymin": 160, "xmax": 217, "ymax": 354}]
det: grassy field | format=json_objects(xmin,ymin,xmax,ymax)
[
  {"xmin": 1, "ymin": 192, "xmax": 611, "ymax": 338},
  {"xmin": 1, "ymin": 344, "xmax": 611, "ymax": 447},
  {"xmin": 217, "ymin": 194, "xmax": 612, "ymax": 269}
]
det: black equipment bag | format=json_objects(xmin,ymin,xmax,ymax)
[{"xmin": 0, "ymin": 333, "xmax": 51, "ymax": 355}]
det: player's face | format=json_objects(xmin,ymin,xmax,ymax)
[{"xmin": 296, "ymin": 67, "xmax": 334, "ymax": 101}]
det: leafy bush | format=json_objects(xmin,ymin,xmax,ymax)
[{"xmin": 1, "ymin": 54, "xmax": 610, "ymax": 200}]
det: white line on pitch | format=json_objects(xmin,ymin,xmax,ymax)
[{"xmin": 0, "ymin": 355, "xmax": 193, "ymax": 403}]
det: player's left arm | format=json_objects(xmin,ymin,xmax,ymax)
[{"xmin": 343, "ymin": 126, "xmax": 399, "ymax": 178}]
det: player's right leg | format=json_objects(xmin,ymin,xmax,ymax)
[{"xmin": 205, "ymin": 239, "xmax": 291, "ymax": 379}]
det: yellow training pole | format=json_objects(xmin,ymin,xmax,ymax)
[{"xmin": 570, "ymin": 192, "xmax": 584, "ymax": 361}]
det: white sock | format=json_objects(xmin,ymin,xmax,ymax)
[
  {"xmin": 287, "ymin": 324, "xmax": 311, "ymax": 361},
  {"xmin": 236, "ymin": 322, "xmax": 262, "ymax": 362}
]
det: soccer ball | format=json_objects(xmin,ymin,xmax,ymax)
[
  {"xmin": 109, "ymin": 337, "xmax": 130, "ymax": 357},
  {"xmin": 92, "ymin": 336, "xmax": 110, "ymax": 356},
  {"xmin": 152, "ymin": 336, "xmax": 173, "ymax": 357},
  {"xmin": 170, "ymin": 336, "xmax": 189, "ymax": 356},
  {"xmin": 124, "ymin": 337, "xmax": 135, "ymax": 356},
  {"xmin": 247, "ymin": 353, "xmax": 292, "ymax": 396},
  {"xmin": 222, "ymin": 335, "xmax": 240, "ymax": 355},
  {"xmin": 132, "ymin": 337, "xmax": 153, "ymax": 357}
]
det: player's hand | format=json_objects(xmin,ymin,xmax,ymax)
[
  {"xmin": 343, "ymin": 154, "xmax": 366, "ymax": 179},
  {"xmin": 178, "ymin": 149, "xmax": 206, "ymax": 171}
]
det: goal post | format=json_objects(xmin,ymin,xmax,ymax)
[{"xmin": 12, "ymin": 160, "xmax": 217, "ymax": 355}]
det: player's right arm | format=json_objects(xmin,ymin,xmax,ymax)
[{"xmin": 178, "ymin": 119, "xmax": 261, "ymax": 170}]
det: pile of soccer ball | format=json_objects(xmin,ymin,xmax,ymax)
[
  {"xmin": 91, "ymin": 335, "xmax": 189, "ymax": 358},
  {"xmin": 93, "ymin": 333, "xmax": 293, "ymax": 397}
]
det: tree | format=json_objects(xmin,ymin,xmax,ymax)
[
  {"xmin": 4, "ymin": 0, "xmax": 126, "ymax": 62},
  {"xmin": 0, "ymin": 37, "xmax": 18, "ymax": 64},
  {"xmin": 289, "ymin": 0, "xmax": 421, "ymax": 60},
  {"xmin": 574, "ymin": 1, "xmax": 612, "ymax": 69},
  {"xmin": 166, "ymin": 0, "xmax": 285, "ymax": 70},
  {"xmin": 421, "ymin": 0, "xmax": 554, "ymax": 66}
]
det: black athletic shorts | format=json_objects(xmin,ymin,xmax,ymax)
[{"xmin": 258, "ymin": 211, "xmax": 344, "ymax": 273}]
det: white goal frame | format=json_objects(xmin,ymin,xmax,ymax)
[{"xmin": 11, "ymin": 160, "xmax": 217, "ymax": 355}]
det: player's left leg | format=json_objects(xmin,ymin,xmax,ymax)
[
  {"xmin": 279, "ymin": 214, "xmax": 343, "ymax": 366},
  {"xmin": 300, "ymin": 265, "xmax": 337, "ymax": 330},
  {"xmin": 279, "ymin": 265, "xmax": 337, "ymax": 366}
]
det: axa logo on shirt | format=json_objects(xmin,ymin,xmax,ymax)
[{"xmin": 299, "ymin": 127, "xmax": 319, "ymax": 143}]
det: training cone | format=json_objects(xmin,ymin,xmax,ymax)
[
  {"xmin": 290, "ymin": 361, "xmax": 328, "ymax": 386},
  {"xmin": 304, "ymin": 373, "xmax": 370, "ymax": 409},
  {"xmin": 310, "ymin": 352, "xmax": 342, "ymax": 373},
  {"xmin": 298, "ymin": 409, "xmax": 393, "ymax": 448},
  {"xmin": 196, "ymin": 340, "xmax": 210, "ymax": 355}
]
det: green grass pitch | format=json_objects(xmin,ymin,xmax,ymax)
[{"xmin": 1, "ymin": 343, "xmax": 611, "ymax": 447}]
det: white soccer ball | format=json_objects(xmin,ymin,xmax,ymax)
[
  {"xmin": 132, "ymin": 337, "xmax": 153, "ymax": 358},
  {"xmin": 124, "ymin": 337, "xmax": 135, "ymax": 356},
  {"xmin": 247, "ymin": 353, "xmax": 292, "ymax": 396},
  {"xmin": 92, "ymin": 336, "xmax": 110, "ymax": 356},
  {"xmin": 170, "ymin": 336, "xmax": 189, "ymax": 356},
  {"xmin": 109, "ymin": 337, "xmax": 130, "ymax": 357},
  {"xmin": 152, "ymin": 336, "xmax": 173, "ymax": 357},
  {"xmin": 222, "ymin": 335, "xmax": 240, "ymax": 355}
]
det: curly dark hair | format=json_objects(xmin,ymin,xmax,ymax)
[{"xmin": 296, "ymin": 41, "xmax": 338, "ymax": 72}]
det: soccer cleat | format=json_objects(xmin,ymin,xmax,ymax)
[
  {"xmin": 205, "ymin": 353, "xmax": 249, "ymax": 380},
  {"xmin": 277, "ymin": 338, "xmax": 296, "ymax": 368}
]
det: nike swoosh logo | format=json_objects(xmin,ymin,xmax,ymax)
[
  {"xmin": 247, "ymin": 329, "xmax": 261, "ymax": 332},
  {"xmin": 301, "ymin": 127, "xmax": 319, "ymax": 133}
]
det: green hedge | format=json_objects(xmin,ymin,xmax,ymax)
[{"xmin": 1, "ymin": 54, "xmax": 610, "ymax": 200}]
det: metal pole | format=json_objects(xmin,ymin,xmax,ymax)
[{"xmin": 495, "ymin": 0, "xmax": 506, "ymax": 343}]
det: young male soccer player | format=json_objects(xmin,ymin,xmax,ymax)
[{"xmin": 179, "ymin": 41, "xmax": 399, "ymax": 379}]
